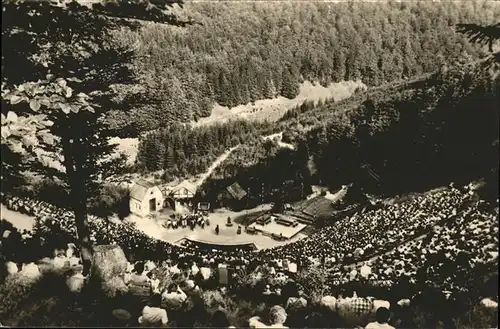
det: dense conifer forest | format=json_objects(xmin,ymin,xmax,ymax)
[
  {"xmin": 199, "ymin": 59, "xmax": 499, "ymax": 207},
  {"xmin": 135, "ymin": 120, "xmax": 276, "ymax": 181},
  {"xmin": 107, "ymin": 0, "xmax": 498, "ymax": 133}
]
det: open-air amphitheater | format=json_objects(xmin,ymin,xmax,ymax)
[{"xmin": 1, "ymin": 181, "xmax": 498, "ymax": 328}]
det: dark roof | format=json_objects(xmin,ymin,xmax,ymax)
[
  {"xmin": 226, "ymin": 182, "xmax": 247, "ymax": 200},
  {"xmin": 302, "ymin": 196, "xmax": 335, "ymax": 218},
  {"xmin": 130, "ymin": 179, "xmax": 157, "ymax": 201}
]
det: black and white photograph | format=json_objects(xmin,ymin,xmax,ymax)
[{"xmin": 0, "ymin": 0, "xmax": 499, "ymax": 328}]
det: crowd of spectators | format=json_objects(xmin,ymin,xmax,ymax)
[
  {"xmin": 260, "ymin": 186, "xmax": 466, "ymax": 266},
  {"xmin": 1, "ymin": 182, "xmax": 498, "ymax": 327}
]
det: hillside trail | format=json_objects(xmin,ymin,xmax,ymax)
[{"xmin": 190, "ymin": 145, "xmax": 240, "ymax": 188}]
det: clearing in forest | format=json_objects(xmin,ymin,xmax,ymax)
[{"xmin": 192, "ymin": 80, "xmax": 366, "ymax": 127}]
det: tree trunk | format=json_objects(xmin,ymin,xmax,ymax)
[
  {"xmin": 61, "ymin": 133, "xmax": 93, "ymax": 276},
  {"xmin": 74, "ymin": 199, "xmax": 93, "ymax": 277}
]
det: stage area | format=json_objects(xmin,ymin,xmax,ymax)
[
  {"xmin": 126, "ymin": 204, "xmax": 307, "ymax": 250},
  {"xmin": 248, "ymin": 217, "xmax": 307, "ymax": 240}
]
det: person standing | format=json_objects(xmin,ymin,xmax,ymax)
[{"xmin": 215, "ymin": 225, "xmax": 220, "ymax": 235}]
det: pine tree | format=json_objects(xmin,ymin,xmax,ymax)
[
  {"xmin": 164, "ymin": 146, "xmax": 175, "ymax": 171},
  {"xmin": 281, "ymin": 68, "xmax": 300, "ymax": 99}
]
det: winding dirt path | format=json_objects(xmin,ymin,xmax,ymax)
[{"xmin": 190, "ymin": 145, "xmax": 240, "ymax": 188}]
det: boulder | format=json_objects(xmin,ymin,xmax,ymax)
[
  {"xmin": 92, "ymin": 245, "xmax": 129, "ymax": 297},
  {"xmin": 92, "ymin": 245, "xmax": 128, "ymax": 280}
]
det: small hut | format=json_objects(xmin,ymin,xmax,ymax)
[{"xmin": 219, "ymin": 182, "xmax": 247, "ymax": 210}]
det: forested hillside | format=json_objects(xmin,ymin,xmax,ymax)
[
  {"xmin": 199, "ymin": 59, "xmax": 499, "ymax": 207},
  {"xmin": 136, "ymin": 120, "xmax": 275, "ymax": 181},
  {"xmin": 107, "ymin": 0, "xmax": 499, "ymax": 134}
]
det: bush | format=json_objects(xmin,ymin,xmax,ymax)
[
  {"xmin": 0, "ymin": 271, "xmax": 84, "ymax": 327},
  {"xmin": 87, "ymin": 185, "xmax": 130, "ymax": 220}
]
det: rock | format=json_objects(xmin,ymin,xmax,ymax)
[
  {"xmin": 92, "ymin": 245, "xmax": 128, "ymax": 280},
  {"xmin": 6, "ymin": 261, "xmax": 18, "ymax": 275},
  {"xmin": 92, "ymin": 245, "xmax": 129, "ymax": 297},
  {"xmin": 102, "ymin": 275, "xmax": 129, "ymax": 298},
  {"xmin": 320, "ymin": 296, "xmax": 337, "ymax": 311}
]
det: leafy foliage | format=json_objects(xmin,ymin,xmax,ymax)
[{"xmin": 1, "ymin": 0, "xmax": 186, "ymax": 274}]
